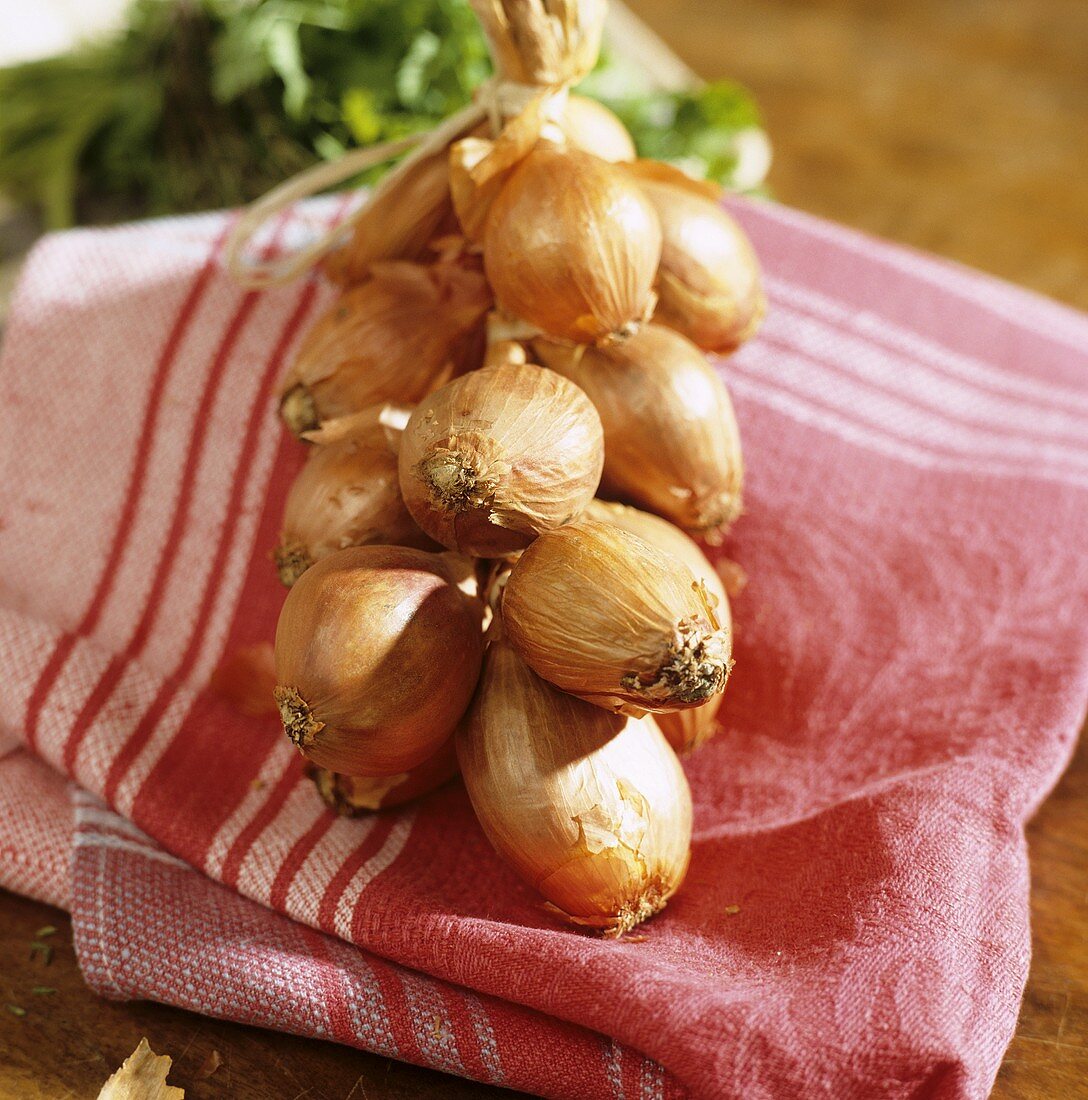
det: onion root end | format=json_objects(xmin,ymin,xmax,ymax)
[
  {"xmin": 544, "ymin": 877, "xmax": 673, "ymax": 937},
  {"xmin": 274, "ymin": 685, "xmax": 325, "ymax": 750},
  {"xmin": 622, "ymin": 624, "xmax": 733, "ymax": 708},
  {"xmin": 274, "ymin": 542, "xmax": 313, "ymax": 587},
  {"xmin": 281, "ymin": 385, "xmax": 320, "ymax": 437},
  {"xmin": 418, "ymin": 446, "xmax": 499, "ymax": 514}
]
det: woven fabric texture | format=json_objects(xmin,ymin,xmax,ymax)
[{"xmin": 1, "ymin": 198, "xmax": 1086, "ymax": 1098}]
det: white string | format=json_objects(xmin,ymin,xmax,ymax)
[
  {"xmin": 224, "ymin": 100, "xmax": 487, "ymax": 288},
  {"xmin": 223, "ymin": 79, "xmax": 566, "ymax": 289}
]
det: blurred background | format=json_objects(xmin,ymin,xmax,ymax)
[
  {"xmin": 0, "ymin": 0, "xmax": 770, "ymax": 315},
  {"xmin": 2, "ymin": 0, "xmax": 1085, "ymax": 313}
]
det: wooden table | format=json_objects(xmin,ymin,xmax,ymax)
[{"xmin": 2, "ymin": 1, "xmax": 1086, "ymax": 1096}]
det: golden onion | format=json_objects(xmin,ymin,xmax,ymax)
[
  {"xmin": 483, "ymin": 142, "xmax": 661, "ymax": 344},
  {"xmin": 625, "ymin": 160, "xmax": 765, "ymax": 352},
  {"xmin": 561, "ymin": 95, "xmax": 636, "ymax": 162},
  {"xmin": 398, "ymin": 362, "xmax": 603, "ymax": 557},
  {"xmin": 279, "ymin": 256, "xmax": 491, "ymax": 436},
  {"xmin": 584, "ymin": 500, "xmax": 731, "ymax": 752},
  {"xmin": 501, "ymin": 518, "xmax": 732, "ymax": 713},
  {"xmin": 275, "ymin": 405, "xmax": 434, "ymax": 585}
]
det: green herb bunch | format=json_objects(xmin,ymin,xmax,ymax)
[{"xmin": 0, "ymin": 0, "xmax": 765, "ymax": 228}]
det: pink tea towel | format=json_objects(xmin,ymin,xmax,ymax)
[{"xmin": 1, "ymin": 197, "xmax": 1087, "ymax": 1099}]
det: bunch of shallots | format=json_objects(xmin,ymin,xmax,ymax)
[{"xmin": 261, "ymin": 0, "xmax": 763, "ymax": 937}]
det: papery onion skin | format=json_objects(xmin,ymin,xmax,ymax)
[
  {"xmin": 449, "ymin": 104, "xmax": 548, "ymax": 244},
  {"xmin": 502, "ymin": 519, "xmax": 732, "ymax": 713},
  {"xmin": 535, "ymin": 324, "xmax": 743, "ymax": 537},
  {"xmin": 279, "ymin": 258, "xmax": 491, "ymax": 436},
  {"xmin": 625, "ymin": 160, "xmax": 765, "ymax": 353},
  {"xmin": 275, "ymin": 407, "xmax": 436, "ymax": 586},
  {"xmin": 457, "ymin": 635, "xmax": 691, "ymax": 936},
  {"xmin": 398, "ymin": 362, "xmax": 604, "ymax": 557},
  {"xmin": 273, "ymin": 546, "xmax": 483, "ymax": 776},
  {"xmin": 469, "ymin": 0, "xmax": 607, "ymax": 87},
  {"xmin": 323, "ymin": 153, "xmax": 458, "ymax": 287},
  {"xmin": 308, "ymin": 737, "xmax": 459, "ymax": 813},
  {"xmin": 584, "ymin": 500, "xmax": 730, "ymax": 752},
  {"xmin": 561, "ymin": 96, "xmax": 636, "ymax": 163},
  {"xmin": 483, "ymin": 142, "xmax": 662, "ymax": 345}
]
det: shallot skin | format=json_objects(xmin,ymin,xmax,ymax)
[
  {"xmin": 457, "ymin": 635, "xmax": 692, "ymax": 936},
  {"xmin": 398, "ymin": 362, "xmax": 604, "ymax": 557},
  {"xmin": 483, "ymin": 142, "xmax": 662, "ymax": 344},
  {"xmin": 274, "ymin": 546, "xmax": 483, "ymax": 776},
  {"xmin": 584, "ymin": 500, "xmax": 731, "ymax": 753},
  {"xmin": 535, "ymin": 325, "xmax": 744, "ymax": 537}
]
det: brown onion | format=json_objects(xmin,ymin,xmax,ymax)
[
  {"xmin": 561, "ymin": 95, "xmax": 636, "ymax": 162},
  {"xmin": 398, "ymin": 362, "xmax": 603, "ymax": 557},
  {"xmin": 584, "ymin": 500, "xmax": 730, "ymax": 752},
  {"xmin": 273, "ymin": 546, "xmax": 483, "ymax": 775},
  {"xmin": 274, "ymin": 405, "xmax": 434, "ymax": 585},
  {"xmin": 457, "ymin": 633, "xmax": 691, "ymax": 935},
  {"xmin": 308, "ymin": 737, "xmax": 459, "ymax": 813},
  {"xmin": 502, "ymin": 518, "xmax": 732, "ymax": 712},
  {"xmin": 625, "ymin": 160, "xmax": 765, "ymax": 352},
  {"xmin": 279, "ymin": 256, "xmax": 491, "ymax": 435},
  {"xmin": 483, "ymin": 142, "xmax": 661, "ymax": 344},
  {"xmin": 535, "ymin": 324, "xmax": 744, "ymax": 536}
]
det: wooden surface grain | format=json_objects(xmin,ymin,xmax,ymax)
[
  {"xmin": 2, "ymin": 1, "xmax": 1086, "ymax": 1098},
  {"xmin": 0, "ymin": 890, "xmax": 518, "ymax": 1100},
  {"xmin": 634, "ymin": 0, "xmax": 1088, "ymax": 311}
]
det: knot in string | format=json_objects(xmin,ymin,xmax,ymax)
[{"xmin": 224, "ymin": 79, "xmax": 571, "ymax": 290}]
